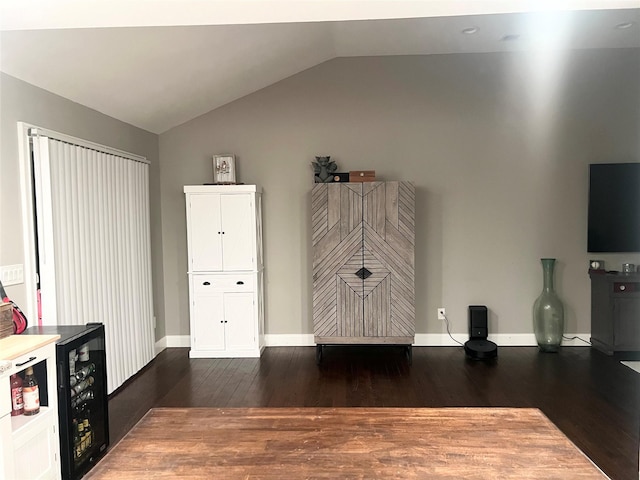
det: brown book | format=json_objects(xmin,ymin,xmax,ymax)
[{"xmin": 349, "ymin": 170, "xmax": 375, "ymax": 182}]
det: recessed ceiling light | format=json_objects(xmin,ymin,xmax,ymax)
[
  {"xmin": 501, "ymin": 34, "xmax": 521, "ymax": 42},
  {"xmin": 462, "ymin": 27, "xmax": 479, "ymax": 35},
  {"xmin": 615, "ymin": 22, "xmax": 634, "ymax": 30}
]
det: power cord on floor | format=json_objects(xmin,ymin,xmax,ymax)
[
  {"xmin": 442, "ymin": 319, "xmax": 590, "ymax": 347},
  {"xmin": 562, "ymin": 335, "xmax": 592, "ymax": 346},
  {"xmin": 443, "ymin": 313, "xmax": 465, "ymax": 347}
]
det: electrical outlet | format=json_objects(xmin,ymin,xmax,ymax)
[
  {"xmin": 438, "ymin": 308, "xmax": 446, "ymax": 320},
  {"xmin": 0, "ymin": 264, "xmax": 24, "ymax": 286}
]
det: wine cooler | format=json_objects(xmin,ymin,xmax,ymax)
[{"xmin": 24, "ymin": 324, "xmax": 109, "ymax": 479}]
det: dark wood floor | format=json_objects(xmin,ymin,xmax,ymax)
[{"xmin": 108, "ymin": 346, "xmax": 640, "ymax": 480}]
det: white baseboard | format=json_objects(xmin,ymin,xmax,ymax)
[
  {"xmin": 263, "ymin": 333, "xmax": 592, "ymax": 347},
  {"xmin": 155, "ymin": 336, "xmax": 167, "ymax": 355},
  {"xmin": 156, "ymin": 333, "xmax": 592, "ymax": 349},
  {"xmin": 165, "ymin": 335, "xmax": 191, "ymax": 348},
  {"xmin": 415, "ymin": 333, "xmax": 539, "ymax": 347},
  {"xmin": 264, "ymin": 334, "xmax": 315, "ymax": 346},
  {"xmin": 414, "ymin": 333, "xmax": 591, "ymax": 347}
]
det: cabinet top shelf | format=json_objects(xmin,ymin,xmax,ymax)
[
  {"xmin": 184, "ymin": 185, "xmax": 260, "ymax": 194},
  {"xmin": 0, "ymin": 334, "xmax": 59, "ymax": 360}
]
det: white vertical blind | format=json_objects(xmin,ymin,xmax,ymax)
[{"xmin": 32, "ymin": 133, "xmax": 154, "ymax": 394}]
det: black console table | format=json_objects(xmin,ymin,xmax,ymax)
[{"xmin": 590, "ymin": 272, "xmax": 640, "ymax": 354}]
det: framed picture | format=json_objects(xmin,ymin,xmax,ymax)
[{"xmin": 213, "ymin": 154, "xmax": 236, "ymax": 184}]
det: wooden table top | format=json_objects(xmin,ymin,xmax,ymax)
[
  {"xmin": 87, "ymin": 407, "xmax": 607, "ymax": 479},
  {"xmin": 0, "ymin": 334, "xmax": 59, "ymax": 360}
]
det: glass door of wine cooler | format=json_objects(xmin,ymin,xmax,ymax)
[
  {"xmin": 25, "ymin": 324, "xmax": 110, "ymax": 480},
  {"xmin": 58, "ymin": 325, "xmax": 109, "ymax": 480}
]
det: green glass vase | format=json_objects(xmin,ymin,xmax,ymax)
[{"xmin": 533, "ymin": 258, "xmax": 565, "ymax": 352}]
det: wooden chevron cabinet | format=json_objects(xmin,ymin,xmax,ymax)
[{"xmin": 312, "ymin": 182, "xmax": 415, "ymax": 362}]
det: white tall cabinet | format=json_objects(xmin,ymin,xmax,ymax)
[{"xmin": 184, "ymin": 185, "xmax": 264, "ymax": 358}]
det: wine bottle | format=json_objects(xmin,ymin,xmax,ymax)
[
  {"xmin": 69, "ymin": 349, "xmax": 77, "ymax": 376},
  {"xmin": 77, "ymin": 421, "xmax": 86, "ymax": 456},
  {"xmin": 83, "ymin": 417, "xmax": 92, "ymax": 448},
  {"xmin": 71, "ymin": 390, "xmax": 94, "ymax": 409},
  {"xmin": 70, "ymin": 362, "xmax": 95, "ymax": 390},
  {"xmin": 10, "ymin": 373, "xmax": 24, "ymax": 416},
  {"xmin": 22, "ymin": 367, "xmax": 40, "ymax": 416},
  {"xmin": 71, "ymin": 376, "xmax": 94, "ymax": 397},
  {"xmin": 72, "ymin": 419, "xmax": 80, "ymax": 459},
  {"xmin": 77, "ymin": 343, "xmax": 90, "ymax": 370},
  {"xmin": 75, "ymin": 363, "xmax": 96, "ymax": 381}
]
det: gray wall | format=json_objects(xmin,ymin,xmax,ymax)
[
  {"xmin": 159, "ymin": 50, "xmax": 640, "ymax": 339},
  {"xmin": 0, "ymin": 73, "xmax": 166, "ymax": 340}
]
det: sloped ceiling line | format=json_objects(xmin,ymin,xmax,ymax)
[{"xmin": 1, "ymin": 8, "xmax": 638, "ymax": 133}]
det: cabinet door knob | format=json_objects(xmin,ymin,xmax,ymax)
[
  {"xmin": 236, "ymin": 281, "xmax": 244, "ymax": 285},
  {"xmin": 620, "ymin": 285, "xmax": 626, "ymax": 291},
  {"xmin": 203, "ymin": 281, "xmax": 211, "ymax": 286}
]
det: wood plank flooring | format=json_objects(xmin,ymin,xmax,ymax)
[
  {"xmin": 106, "ymin": 346, "xmax": 640, "ymax": 480},
  {"xmin": 90, "ymin": 407, "xmax": 607, "ymax": 479}
]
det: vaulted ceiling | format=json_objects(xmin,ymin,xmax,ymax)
[{"xmin": 1, "ymin": 1, "xmax": 638, "ymax": 134}]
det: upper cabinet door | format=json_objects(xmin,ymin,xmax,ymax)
[
  {"xmin": 186, "ymin": 186, "xmax": 260, "ymax": 273},
  {"xmin": 363, "ymin": 182, "xmax": 415, "ymax": 337},
  {"xmin": 188, "ymin": 193, "xmax": 223, "ymax": 271},
  {"xmin": 220, "ymin": 194, "xmax": 255, "ymax": 271},
  {"xmin": 312, "ymin": 183, "xmax": 364, "ymax": 338}
]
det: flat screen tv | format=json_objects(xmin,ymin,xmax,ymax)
[{"xmin": 588, "ymin": 162, "xmax": 640, "ymax": 253}]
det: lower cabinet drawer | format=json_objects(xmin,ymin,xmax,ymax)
[{"xmin": 192, "ymin": 274, "xmax": 254, "ymax": 293}]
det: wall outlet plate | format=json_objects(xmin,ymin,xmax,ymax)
[
  {"xmin": 0, "ymin": 264, "xmax": 24, "ymax": 286},
  {"xmin": 438, "ymin": 308, "xmax": 446, "ymax": 320}
]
